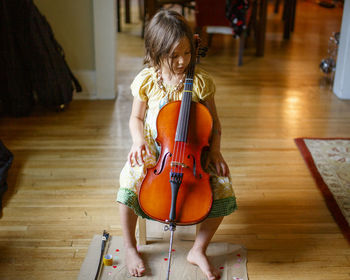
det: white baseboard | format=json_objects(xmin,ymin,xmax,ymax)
[{"xmin": 72, "ymin": 70, "xmax": 97, "ymax": 100}]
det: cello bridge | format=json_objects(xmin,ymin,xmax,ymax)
[{"xmin": 170, "ymin": 161, "xmax": 188, "ymax": 168}]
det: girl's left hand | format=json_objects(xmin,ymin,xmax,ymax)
[{"xmin": 204, "ymin": 149, "xmax": 230, "ymax": 177}]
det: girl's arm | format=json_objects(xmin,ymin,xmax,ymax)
[
  {"xmin": 203, "ymin": 96, "xmax": 230, "ymax": 177},
  {"xmin": 128, "ymin": 97, "xmax": 150, "ymax": 166}
]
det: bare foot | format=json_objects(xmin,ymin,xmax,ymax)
[
  {"xmin": 187, "ymin": 247, "xmax": 221, "ymax": 280},
  {"xmin": 125, "ymin": 247, "xmax": 145, "ymax": 277}
]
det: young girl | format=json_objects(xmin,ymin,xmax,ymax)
[{"xmin": 117, "ymin": 9, "xmax": 237, "ymax": 280}]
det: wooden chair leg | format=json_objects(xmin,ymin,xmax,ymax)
[
  {"xmin": 283, "ymin": 0, "xmax": 292, "ymax": 39},
  {"xmin": 282, "ymin": 0, "xmax": 288, "ymax": 21},
  {"xmin": 207, "ymin": 33, "xmax": 213, "ymax": 48},
  {"xmin": 137, "ymin": 218, "xmax": 200, "ymax": 246},
  {"xmin": 256, "ymin": 0, "xmax": 268, "ymax": 56},
  {"xmin": 138, "ymin": 0, "xmax": 143, "ymax": 20},
  {"xmin": 137, "ymin": 217, "xmax": 147, "ymax": 245},
  {"xmin": 238, "ymin": 32, "xmax": 246, "ymax": 66},
  {"xmin": 125, "ymin": 0, "xmax": 131, "ymax": 23},
  {"xmin": 274, "ymin": 0, "xmax": 280, "ymax": 13},
  {"xmin": 195, "ymin": 224, "xmax": 200, "ymax": 235},
  {"xmin": 291, "ymin": 0, "xmax": 297, "ymax": 32}
]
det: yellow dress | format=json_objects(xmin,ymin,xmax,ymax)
[{"xmin": 117, "ymin": 67, "xmax": 237, "ymax": 218}]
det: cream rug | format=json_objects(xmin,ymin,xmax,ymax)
[
  {"xmin": 295, "ymin": 138, "xmax": 350, "ymax": 242},
  {"xmin": 78, "ymin": 235, "xmax": 248, "ymax": 280}
]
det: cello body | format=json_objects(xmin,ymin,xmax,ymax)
[{"xmin": 138, "ymin": 99, "xmax": 213, "ymax": 225}]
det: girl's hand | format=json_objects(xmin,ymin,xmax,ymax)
[
  {"xmin": 204, "ymin": 149, "xmax": 230, "ymax": 177},
  {"xmin": 128, "ymin": 140, "xmax": 151, "ymax": 167}
]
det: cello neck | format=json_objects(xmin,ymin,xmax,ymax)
[
  {"xmin": 174, "ymin": 69, "xmax": 194, "ymax": 142},
  {"xmin": 174, "ymin": 35, "xmax": 203, "ymax": 143}
]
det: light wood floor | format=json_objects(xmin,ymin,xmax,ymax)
[{"xmin": 1, "ymin": 1, "xmax": 349, "ymax": 279}]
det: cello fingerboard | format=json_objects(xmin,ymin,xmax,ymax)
[{"xmin": 175, "ymin": 75, "xmax": 193, "ymax": 142}]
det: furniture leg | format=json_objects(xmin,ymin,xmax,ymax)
[
  {"xmin": 238, "ymin": 31, "xmax": 246, "ymax": 66},
  {"xmin": 137, "ymin": 217, "xmax": 147, "ymax": 245},
  {"xmin": 283, "ymin": 0, "xmax": 292, "ymax": 39},
  {"xmin": 256, "ymin": 0, "xmax": 268, "ymax": 56},
  {"xmin": 125, "ymin": 0, "xmax": 131, "ymax": 23}
]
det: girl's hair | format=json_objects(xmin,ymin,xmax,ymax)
[{"xmin": 144, "ymin": 9, "xmax": 195, "ymax": 74}]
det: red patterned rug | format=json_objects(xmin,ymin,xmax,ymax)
[{"xmin": 295, "ymin": 138, "xmax": 350, "ymax": 242}]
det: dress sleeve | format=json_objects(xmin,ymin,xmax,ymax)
[
  {"xmin": 193, "ymin": 68, "xmax": 216, "ymax": 101},
  {"xmin": 130, "ymin": 68, "xmax": 153, "ymax": 102}
]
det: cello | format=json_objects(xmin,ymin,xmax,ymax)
[{"xmin": 138, "ymin": 36, "xmax": 212, "ymax": 279}]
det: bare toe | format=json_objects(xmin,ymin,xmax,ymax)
[
  {"xmin": 125, "ymin": 247, "xmax": 145, "ymax": 277},
  {"xmin": 187, "ymin": 247, "xmax": 221, "ymax": 280}
]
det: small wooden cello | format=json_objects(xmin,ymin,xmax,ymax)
[{"xmin": 138, "ymin": 36, "xmax": 212, "ymax": 279}]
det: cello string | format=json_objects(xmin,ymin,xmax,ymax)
[
  {"xmin": 179, "ymin": 92, "xmax": 187, "ymax": 172},
  {"xmin": 179, "ymin": 95, "xmax": 189, "ymax": 174},
  {"xmin": 178, "ymin": 80, "xmax": 189, "ymax": 174},
  {"xmin": 176, "ymin": 141, "xmax": 181, "ymax": 174},
  {"xmin": 172, "ymin": 141, "xmax": 179, "ymax": 174},
  {"xmin": 179, "ymin": 72, "xmax": 194, "ymax": 175},
  {"xmin": 171, "ymin": 66, "xmax": 194, "ymax": 176}
]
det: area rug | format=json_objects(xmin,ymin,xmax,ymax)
[
  {"xmin": 295, "ymin": 138, "xmax": 350, "ymax": 242},
  {"xmin": 78, "ymin": 235, "xmax": 248, "ymax": 280}
]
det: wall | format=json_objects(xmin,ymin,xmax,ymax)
[
  {"xmin": 34, "ymin": 0, "xmax": 116, "ymax": 99},
  {"xmin": 34, "ymin": 0, "xmax": 95, "ymax": 70}
]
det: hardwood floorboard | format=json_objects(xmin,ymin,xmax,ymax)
[{"xmin": 1, "ymin": 1, "xmax": 349, "ymax": 279}]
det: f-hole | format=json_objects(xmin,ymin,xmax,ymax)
[
  {"xmin": 187, "ymin": 154, "xmax": 197, "ymax": 177},
  {"xmin": 154, "ymin": 152, "xmax": 172, "ymax": 175}
]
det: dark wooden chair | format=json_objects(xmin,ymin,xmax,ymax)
[
  {"xmin": 274, "ymin": 0, "xmax": 297, "ymax": 39},
  {"xmin": 141, "ymin": 0, "xmax": 195, "ymax": 38},
  {"xmin": 195, "ymin": 0, "xmax": 256, "ymax": 66},
  {"xmin": 116, "ymin": 0, "xmax": 130, "ymax": 32}
]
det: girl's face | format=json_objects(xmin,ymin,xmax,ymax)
[{"xmin": 163, "ymin": 36, "xmax": 191, "ymax": 76}]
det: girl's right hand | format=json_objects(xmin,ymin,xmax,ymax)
[{"xmin": 128, "ymin": 140, "xmax": 151, "ymax": 167}]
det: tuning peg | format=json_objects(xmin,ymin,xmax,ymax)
[{"xmin": 198, "ymin": 47, "xmax": 208, "ymax": 57}]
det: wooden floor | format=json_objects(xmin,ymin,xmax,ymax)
[{"xmin": 1, "ymin": 1, "xmax": 349, "ymax": 279}]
